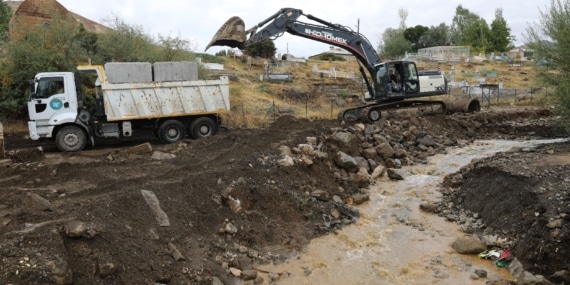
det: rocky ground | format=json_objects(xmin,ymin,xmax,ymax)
[{"xmin": 0, "ymin": 106, "xmax": 569, "ymax": 285}]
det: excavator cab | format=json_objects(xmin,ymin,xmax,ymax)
[{"xmin": 374, "ymin": 61, "xmax": 420, "ymax": 100}]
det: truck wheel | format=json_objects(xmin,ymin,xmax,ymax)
[
  {"xmin": 189, "ymin": 117, "xmax": 218, "ymax": 139},
  {"xmin": 158, "ymin": 120, "xmax": 186, "ymax": 144},
  {"xmin": 56, "ymin": 126, "xmax": 87, "ymax": 152}
]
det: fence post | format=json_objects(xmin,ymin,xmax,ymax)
[{"xmin": 0, "ymin": 122, "xmax": 5, "ymax": 159}]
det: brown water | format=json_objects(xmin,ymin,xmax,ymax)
[{"xmin": 259, "ymin": 139, "xmax": 566, "ymax": 285}]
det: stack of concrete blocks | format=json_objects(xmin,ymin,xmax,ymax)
[
  {"xmin": 153, "ymin": 62, "xmax": 198, "ymax": 82},
  {"xmin": 105, "ymin": 62, "xmax": 153, "ymax": 84},
  {"xmin": 104, "ymin": 62, "xmax": 199, "ymax": 83}
]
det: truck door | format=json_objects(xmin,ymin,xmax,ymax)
[{"xmin": 28, "ymin": 76, "xmax": 72, "ymax": 121}]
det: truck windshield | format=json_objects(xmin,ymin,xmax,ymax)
[{"xmin": 33, "ymin": 77, "xmax": 65, "ymax": 99}]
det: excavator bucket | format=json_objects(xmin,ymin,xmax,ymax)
[{"xmin": 205, "ymin": 16, "xmax": 247, "ymax": 51}]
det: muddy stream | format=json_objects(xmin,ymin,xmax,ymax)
[{"xmin": 259, "ymin": 139, "xmax": 564, "ymax": 285}]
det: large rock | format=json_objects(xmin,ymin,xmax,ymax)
[
  {"xmin": 370, "ymin": 165, "xmax": 386, "ymax": 180},
  {"xmin": 417, "ymin": 135, "xmax": 437, "ymax": 147},
  {"xmin": 334, "ymin": 151, "xmax": 359, "ymax": 173},
  {"xmin": 351, "ymin": 167, "xmax": 370, "ymax": 187},
  {"xmin": 124, "ymin": 143, "xmax": 153, "ymax": 155},
  {"xmin": 298, "ymin": 144, "xmax": 315, "ymax": 156},
  {"xmin": 361, "ymin": 148, "xmax": 378, "ymax": 160},
  {"xmin": 387, "ymin": 169, "xmax": 405, "ymax": 180},
  {"xmin": 140, "ymin": 190, "xmax": 170, "ymax": 226},
  {"xmin": 372, "ymin": 134, "xmax": 389, "ymax": 144},
  {"xmin": 333, "ymin": 132, "xmax": 356, "ymax": 145},
  {"xmin": 354, "ymin": 156, "xmax": 370, "ymax": 172},
  {"xmin": 451, "ymin": 236, "xmax": 487, "ymax": 254},
  {"xmin": 278, "ymin": 155, "xmax": 295, "ymax": 167},
  {"xmin": 241, "ymin": 270, "xmax": 258, "ymax": 281},
  {"xmin": 151, "ymin": 151, "xmax": 176, "ymax": 160},
  {"xmin": 22, "ymin": 193, "xmax": 52, "ymax": 211},
  {"xmin": 376, "ymin": 142, "xmax": 394, "ymax": 159}
]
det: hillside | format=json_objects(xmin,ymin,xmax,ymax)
[{"xmin": 216, "ymin": 55, "xmax": 543, "ymax": 129}]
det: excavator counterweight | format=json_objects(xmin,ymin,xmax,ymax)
[{"xmin": 205, "ymin": 16, "xmax": 247, "ymax": 51}]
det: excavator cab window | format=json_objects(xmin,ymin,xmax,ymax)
[
  {"xmin": 403, "ymin": 62, "xmax": 419, "ymax": 93},
  {"xmin": 374, "ymin": 65, "xmax": 388, "ymax": 98}
]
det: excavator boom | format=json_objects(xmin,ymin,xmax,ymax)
[{"xmin": 206, "ymin": 8, "xmax": 380, "ymax": 98}]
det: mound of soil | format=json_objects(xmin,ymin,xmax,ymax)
[
  {"xmin": 0, "ymin": 106, "xmax": 568, "ymax": 284},
  {"xmin": 441, "ymin": 142, "xmax": 570, "ymax": 282}
]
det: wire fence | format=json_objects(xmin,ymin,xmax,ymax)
[{"xmin": 224, "ymin": 86, "xmax": 553, "ymax": 129}]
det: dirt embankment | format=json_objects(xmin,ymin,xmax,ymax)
[{"xmin": 0, "ymin": 106, "xmax": 568, "ymax": 285}]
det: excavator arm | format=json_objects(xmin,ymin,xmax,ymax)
[
  {"xmin": 206, "ymin": 8, "xmax": 380, "ymax": 96},
  {"xmin": 206, "ymin": 8, "xmax": 482, "ymax": 122}
]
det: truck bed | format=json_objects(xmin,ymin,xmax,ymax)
[{"xmin": 102, "ymin": 76, "xmax": 230, "ymax": 121}]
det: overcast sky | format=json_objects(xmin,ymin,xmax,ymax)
[{"xmin": 57, "ymin": 0, "xmax": 551, "ymax": 58}]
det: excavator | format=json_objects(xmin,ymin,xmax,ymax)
[{"xmin": 205, "ymin": 7, "xmax": 480, "ymax": 122}]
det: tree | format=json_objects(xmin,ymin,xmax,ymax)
[
  {"xmin": 377, "ymin": 8, "xmax": 412, "ymax": 58},
  {"xmin": 526, "ymin": 0, "xmax": 570, "ymax": 131},
  {"xmin": 378, "ymin": 27, "xmax": 412, "ymax": 59},
  {"xmin": 0, "ymin": 11, "xmax": 91, "ymax": 116},
  {"xmin": 451, "ymin": 5, "xmax": 492, "ymax": 52},
  {"xmin": 243, "ymin": 39, "xmax": 276, "ymax": 58},
  {"xmin": 404, "ymin": 25, "xmax": 429, "ymax": 51},
  {"xmin": 96, "ymin": 15, "xmax": 158, "ymax": 62},
  {"xmin": 419, "ymin": 23, "xmax": 452, "ymax": 48},
  {"xmin": 451, "ymin": 5, "xmax": 481, "ymax": 45},
  {"xmin": 0, "ymin": 1, "xmax": 12, "ymax": 42},
  {"xmin": 490, "ymin": 8, "xmax": 515, "ymax": 52},
  {"xmin": 157, "ymin": 33, "xmax": 196, "ymax": 61},
  {"xmin": 74, "ymin": 24, "xmax": 99, "ymax": 63}
]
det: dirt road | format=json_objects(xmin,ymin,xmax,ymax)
[{"xmin": 0, "ymin": 106, "xmax": 568, "ymax": 284}]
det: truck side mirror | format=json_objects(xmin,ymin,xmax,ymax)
[{"xmin": 29, "ymin": 80, "xmax": 36, "ymax": 99}]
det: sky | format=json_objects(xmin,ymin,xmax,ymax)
[{"xmin": 56, "ymin": 0, "xmax": 552, "ymax": 58}]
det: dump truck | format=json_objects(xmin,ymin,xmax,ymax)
[{"xmin": 27, "ymin": 62, "xmax": 230, "ymax": 152}]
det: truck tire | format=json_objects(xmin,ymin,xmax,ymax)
[
  {"xmin": 158, "ymin": 119, "xmax": 186, "ymax": 144},
  {"xmin": 189, "ymin": 117, "xmax": 218, "ymax": 139},
  {"xmin": 56, "ymin": 125, "xmax": 87, "ymax": 152}
]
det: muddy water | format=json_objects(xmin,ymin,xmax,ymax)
[{"xmin": 260, "ymin": 139, "xmax": 566, "ymax": 285}]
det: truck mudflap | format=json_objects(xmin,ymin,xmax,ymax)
[{"xmin": 28, "ymin": 121, "xmax": 40, "ymax": 140}]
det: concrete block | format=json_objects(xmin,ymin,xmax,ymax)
[
  {"xmin": 153, "ymin": 61, "xmax": 198, "ymax": 82},
  {"xmin": 105, "ymin": 62, "xmax": 152, "ymax": 84}
]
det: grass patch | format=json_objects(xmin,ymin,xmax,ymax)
[{"xmin": 1, "ymin": 119, "xmax": 28, "ymax": 134}]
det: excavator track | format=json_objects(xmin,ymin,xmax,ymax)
[
  {"xmin": 339, "ymin": 97, "xmax": 480, "ymax": 123},
  {"xmin": 339, "ymin": 100, "xmax": 447, "ymax": 123}
]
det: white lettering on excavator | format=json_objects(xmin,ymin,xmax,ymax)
[{"xmin": 305, "ymin": 29, "xmax": 348, "ymax": 45}]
